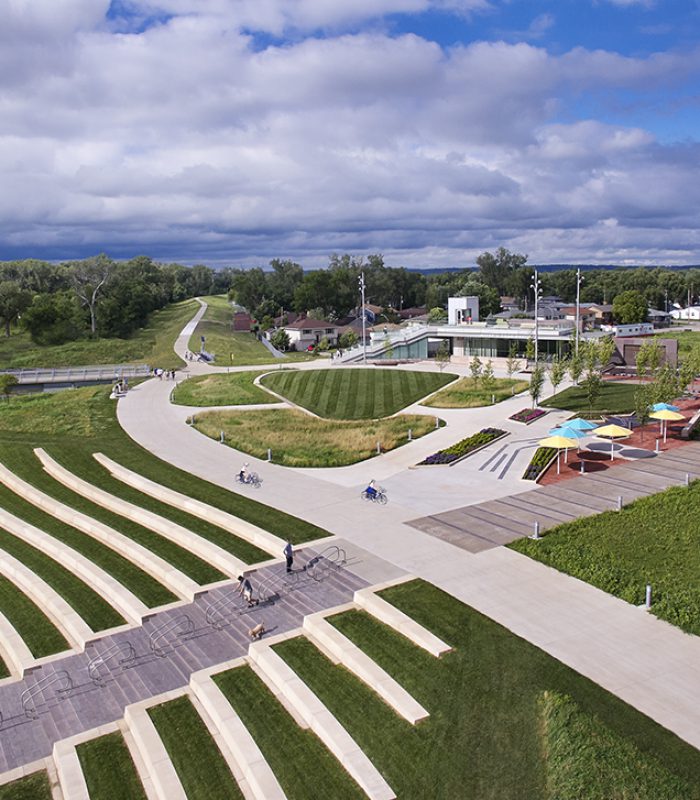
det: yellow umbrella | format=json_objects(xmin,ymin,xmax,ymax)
[
  {"xmin": 649, "ymin": 409, "xmax": 685, "ymax": 443},
  {"xmin": 593, "ymin": 423, "xmax": 633, "ymax": 461},
  {"xmin": 538, "ymin": 435, "xmax": 578, "ymax": 473}
]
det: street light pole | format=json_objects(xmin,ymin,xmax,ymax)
[
  {"xmin": 531, "ymin": 270, "xmax": 542, "ymax": 364},
  {"xmin": 359, "ymin": 271, "xmax": 367, "ymax": 364},
  {"xmin": 575, "ymin": 267, "xmax": 583, "ymax": 355}
]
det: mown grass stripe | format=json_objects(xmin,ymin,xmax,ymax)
[
  {"xmin": 1, "ymin": 449, "xmax": 224, "ymax": 586},
  {"xmin": 213, "ymin": 665, "xmax": 364, "ymax": 800},
  {"xmin": 0, "ymin": 477, "xmax": 176, "ymax": 608},
  {"xmin": 0, "ymin": 572, "xmax": 68, "ymax": 660},
  {"xmin": 0, "ymin": 524, "xmax": 125, "ymax": 632},
  {"xmin": 77, "ymin": 731, "xmax": 148, "ymax": 800},
  {"xmin": 148, "ymin": 696, "xmax": 244, "ymax": 800}
]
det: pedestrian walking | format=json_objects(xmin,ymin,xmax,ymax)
[
  {"xmin": 237, "ymin": 574, "xmax": 258, "ymax": 607},
  {"xmin": 284, "ymin": 541, "xmax": 294, "ymax": 573}
]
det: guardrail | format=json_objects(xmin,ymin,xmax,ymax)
[{"xmin": 0, "ymin": 364, "xmax": 152, "ymax": 385}]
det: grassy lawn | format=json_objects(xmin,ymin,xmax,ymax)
[
  {"xmin": 270, "ymin": 580, "xmax": 700, "ymax": 799},
  {"xmin": 421, "ymin": 376, "xmax": 529, "ymax": 408},
  {"xmin": 657, "ymin": 328, "xmax": 700, "ymax": 355},
  {"xmin": 0, "ymin": 386, "xmax": 329, "ymax": 546},
  {"xmin": 77, "ymin": 731, "xmax": 147, "ymax": 800},
  {"xmin": 541, "ymin": 381, "xmax": 637, "ymax": 416},
  {"xmin": 0, "ymin": 572, "xmax": 68, "ymax": 660},
  {"xmin": 0, "ymin": 482, "xmax": 176, "ymax": 608},
  {"xmin": 261, "ymin": 368, "xmax": 456, "ymax": 419},
  {"xmin": 188, "ymin": 295, "xmax": 314, "ymax": 366},
  {"xmin": 214, "ymin": 666, "xmax": 364, "ymax": 799},
  {"xmin": 0, "ymin": 772, "xmax": 52, "ymax": 800},
  {"xmin": 510, "ymin": 481, "xmax": 700, "ymax": 635},
  {"xmin": 148, "ymin": 695, "xmax": 244, "ymax": 800},
  {"xmin": 0, "ymin": 300, "xmax": 198, "ymax": 370},
  {"xmin": 171, "ymin": 371, "xmax": 279, "ymax": 407},
  {"xmin": 194, "ymin": 408, "xmax": 440, "ymax": 467},
  {"xmin": 0, "ymin": 524, "xmax": 125, "ymax": 632}
]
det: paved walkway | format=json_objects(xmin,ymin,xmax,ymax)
[
  {"xmin": 409, "ymin": 445, "xmax": 700, "ymax": 551},
  {"xmin": 113, "ymin": 304, "xmax": 700, "ymax": 753},
  {"xmin": 0, "ymin": 546, "xmax": 370, "ymax": 773}
]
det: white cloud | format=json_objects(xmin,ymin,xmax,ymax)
[{"xmin": 0, "ymin": 2, "xmax": 699, "ymax": 265}]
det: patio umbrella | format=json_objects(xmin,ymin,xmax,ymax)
[
  {"xmin": 538, "ymin": 434, "xmax": 578, "ymax": 473},
  {"xmin": 559, "ymin": 417, "xmax": 597, "ymax": 432},
  {"xmin": 651, "ymin": 402, "xmax": 680, "ymax": 412},
  {"xmin": 593, "ymin": 423, "xmax": 633, "ymax": 461},
  {"xmin": 649, "ymin": 409, "xmax": 685, "ymax": 443},
  {"xmin": 548, "ymin": 426, "xmax": 588, "ymax": 452}
]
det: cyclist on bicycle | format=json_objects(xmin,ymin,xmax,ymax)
[
  {"xmin": 365, "ymin": 479, "xmax": 377, "ymax": 499},
  {"xmin": 238, "ymin": 463, "xmax": 249, "ymax": 483}
]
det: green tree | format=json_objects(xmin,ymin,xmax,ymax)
[
  {"xmin": 269, "ymin": 329, "xmax": 290, "ymax": 351},
  {"xmin": 529, "ymin": 364, "xmax": 545, "ymax": 408},
  {"xmin": 476, "ymin": 247, "xmax": 528, "ymax": 295},
  {"xmin": 506, "ymin": 342, "xmax": 522, "ymax": 394},
  {"xmin": 525, "ymin": 336, "xmax": 535, "ymax": 365},
  {"xmin": 482, "ymin": 359, "xmax": 496, "ymax": 395},
  {"xmin": 469, "ymin": 355, "xmax": 483, "ymax": 385},
  {"xmin": 596, "ymin": 335, "xmax": 616, "ymax": 370},
  {"xmin": 548, "ymin": 355, "xmax": 567, "ymax": 398},
  {"xmin": 633, "ymin": 383, "xmax": 652, "ymax": 442},
  {"xmin": 0, "ymin": 281, "xmax": 32, "ymax": 337},
  {"xmin": 435, "ymin": 340, "xmax": 451, "ymax": 372},
  {"xmin": 427, "ymin": 306, "xmax": 447, "ymax": 323},
  {"xmin": 580, "ymin": 342, "xmax": 603, "ymax": 413},
  {"xmin": 338, "ymin": 330, "xmax": 358, "ymax": 350},
  {"xmin": 21, "ymin": 291, "xmax": 86, "ymax": 345},
  {"xmin": 0, "ymin": 374, "xmax": 18, "ymax": 401},
  {"xmin": 612, "ymin": 290, "xmax": 648, "ymax": 324},
  {"xmin": 568, "ymin": 349, "xmax": 584, "ymax": 386},
  {"xmin": 69, "ymin": 254, "xmax": 114, "ymax": 336}
]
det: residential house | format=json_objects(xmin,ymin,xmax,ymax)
[
  {"xmin": 559, "ymin": 306, "xmax": 596, "ymax": 332},
  {"xmin": 670, "ymin": 305, "xmax": 700, "ymax": 321},
  {"xmin": 588, "ymin": 304, "xmax": 614, "ymax": 326},
  {"xmin": 279, "ymin": 317, "xmax": 339, "ymax": 350}
]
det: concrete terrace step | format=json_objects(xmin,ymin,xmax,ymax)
[
  {"xmin": 0, "ymin": 609, "xmax": 34, "ymax": 678},
  {"xmin": 35, "ymin": 448, "xmax": 247, "ymax": 579},
  {"xmin": 190, "ymin": 665, "xmax": 287, "ymax": 800},
  {"xmin": 0, "ymin": 460, "xmax": 198, "ymax": 603},
  {"xmin": 94, "ymin": 453, "xmax": 285, "ymax": 557},
  {"xmin": 53, "ymin": 739, "xmax": 90, "ymax": 800},
  {"xmin": 249, "ymin": 639, "xmax": 396, "ymax": 800},
  {"xmin": 0, "ymin": 505, "xmax": 147, "ymax": 627},
  {"xmin": 302, "ymin": 612, "xmax": 429, "ymax": 725}
]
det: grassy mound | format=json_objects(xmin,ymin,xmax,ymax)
[
  {"xmin": 540, "ymin": 690, "xmax": 693, "ymax": 799},
  {"xmin": 422, "ymin": 376, "xmax": 528, "ymax": 407},
  {"xmin": 510, "ymin": 481, "xmax": 700, "ymax": 635},
  {"xmin": 171, "ymin": 371, "xmax": 279, "ymax": 406},
  {"xmin": 261, "ymin": 368, "xmax": 456, "ymax": 419},
  {"xmin": 541, "ymin": 382, "xmax": 637, "ymax": 416},
  {"xmin": 194, "ymin": 408, "xmax": 439, "ymax": 467}
]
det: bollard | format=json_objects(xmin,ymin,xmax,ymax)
[
  {"xmin": 617, "ymin": 495, "xmax": 622, "ymax": 511},
  {"xmin": 686, "ymin": 473, "xmax": 690, "ymax": 486},
  {"xmin": 377, "ymin": 441, "xmax": 381, "ymax": 454},
  {"xmin": 530, "ymin": 521, "xmax": 541, "ymax": 540},
  {"xmin": 580, "ymin": 460, "xmax": 585, "ymax": 474},
  {"xmin": 655, "ymin": 438, "xmax": 660, "ymax": 453},
  {"xmin": 408, "ymin": 428, "xmax": 412, "ymax": 441},
  {"xmin": 435, "ymin": 416, "xmax": 439, "ymax": 429},
  {"xmin": 219, "ymin": 430, "xmax": 224, "ymax": 443},
  {"xmin": 491, "ymin": 394, "xmax": 495, "ymax": 405},
  {"xmin": 645, "ymin": 584, "xmax": 652, "ymax": 610},
  {"xmin": 267, "ymin": 448, "xmax": 272, "ymax": 462}
]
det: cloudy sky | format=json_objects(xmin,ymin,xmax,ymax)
[{"xmin": 2, "ymin": 0, "xmax": 700, "ymax": 268}]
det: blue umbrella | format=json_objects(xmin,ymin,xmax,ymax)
[
  {"xmin": 651, "ymin": 402, "xmax": 680, "ymax": 412},
  {"xmin": 559, "ymin": 417, "xmax": 597, "ymax": 431},
  {"xmin": 548, "ymin": 426, "xmax": 588, "ymax": 439}
]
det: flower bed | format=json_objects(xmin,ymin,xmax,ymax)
[
  {"xmin": 510, "ymin": 407, "xmax": 548, "ymax": 425},
  {"xmin": 419, "ymin": 427, "xmax": 507, "ymax": 466},
  {"xmin": 522, "ymin": 447, "xmax": 558, "ymax": 481}
]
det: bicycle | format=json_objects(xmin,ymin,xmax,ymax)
[
  {"xmin": 361, "ymin": 485, "xmax": 388, "ymax": 504},
  {"xmin": 235, "ymin": 472, "xmax": 262, "ymax": 488}
]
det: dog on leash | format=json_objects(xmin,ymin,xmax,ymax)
[{"xmin": 248, "ymin": 622, "xmax": 266, "ymax": 640}]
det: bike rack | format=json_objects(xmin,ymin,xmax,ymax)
[
  {"xmin": 149, "ymin": 614, "xmax": 195, "ymax": 657},
  {"xmin": 87, "ymin": 641, "xmax": 136, "ymax": 685},
  {"xmin": 204, "ymin": 592, "xmax": 246, "ymax": 630},
  {"xmin": 21, "ymin": 671, "xmax": 73, "ymax": 720},
  {"xmin": 305, "ymin": 545, "xmax": 347, "ymax": 582},
  {"xmin": 257, "ymin": 570, "xmax": 296, "ymax": 602}
]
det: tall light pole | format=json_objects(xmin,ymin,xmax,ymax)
[
  {"xmin": 359, "ymin": 271, "xmax": 367, "ymax": 364},
  {"xmin": 531, "ymin": 270, "xmax": 542, "ymax": 364},
  {"xmin": 575, "ymin": 267, "xmax": 584, "ymax": 355}
]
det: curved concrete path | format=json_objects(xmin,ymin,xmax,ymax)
[{"xmin": 111, "ymin": 300, "xmax": 700, "ymax": 753}]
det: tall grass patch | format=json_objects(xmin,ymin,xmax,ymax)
[
  {"xmin": 194, "ymin": 408, "xmax": 439, "ymax": 466},
  {"xmin": 422, "ymin": 376, "xmax": 528, "ymax": 407}
]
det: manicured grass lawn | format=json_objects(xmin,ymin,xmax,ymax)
[
  {"xmin": 188, "ymin": 295, "xmax": 313, "ymax": 366},
  {"xmin": 0, "ymin": 482, "xmax": 176, "ymax": 608},
  {"xmin": 194, "ymin": 408, "xmax": 440, "ymax": 467},
  {"xmin": 0, "ymin": 300, "xmax": 198, "ymax": 370},
  {"xmin": 510, "ymin": 481, "xmax": 700, "ymax": 635},
  {"xmin": 0, "ymin": 572, "xmax": 68, "ymax": 660},
  {"xmin": 148, "ymin": 695, "xmax": 244, "ymax": 800},
  {"xmin": 541, "ymin": 381, "xmax": 637, "ymax": 416},
  {"xmin": 422, "ymin": 376, "xmax": 529, "ymax": 407},
  {"xmin": 0, "ymin": 386, "xmax": 329, "ymax": 547},
  {"xmin": 0, "ymin": 522, "xmax": 125, "ymax": 633},
  {"xmin": 77, "ymin": 731, "xmax": 147, "ymax": 800},
  {"xmin": 271, "ymin": 580, "xmax": 700, "ymax": 799},
  {"xmin": 0, "ymin": 772, "xmax": 52, "ymax": 800},
  {"xmin": 171, "ymin": 371, "xmax": 279, "ymax": 407},
  {"xmin": 214, "ymin": 666, "xmax": 364, "ymax": 799},
  {"xmin": 261, "ymin": 368, "xmax": 456, "ymax": 419}
]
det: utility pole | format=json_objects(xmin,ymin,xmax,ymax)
[
  {"xmin": 531, "ymin": 270, "xmax": 542, "ymax": 364},
  {"xmin": 359, "ymin": 271, "xmax": 367, "ymax": 364},
  {"xmin": 575, "ymin": 267, "xmax": 584, "ymax": 355}
]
